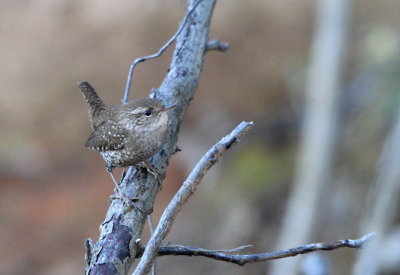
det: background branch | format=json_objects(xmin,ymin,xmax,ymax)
[
  {"xmin": 133, "ymin": 121, "xmax": 254, "ymax": 275},
  {"xmin": 84, "ymin": 1, "xmax": 217, "ymax": 274},
  {"xmin": 354, "ymin": 108, "xmax": 400, "ymax": 274},
  {"xmin": 270, "ymin": 0, "xmax": 350, "ymax": 273}
]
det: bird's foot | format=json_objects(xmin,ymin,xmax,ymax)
[
  {"xmin": 139, "ymin": 161, "xmax": 161, "ymax": 185},
  {"xmin": 109, "ymin": 193, "xmax": 139, "ymax": 208},
  {"xmin": 107, "ymin": 169, "xmax": 138, "ymax": 207},
  {"xmin": 109, "ymin": 194, "xmax": 147, "ymax": 213}
]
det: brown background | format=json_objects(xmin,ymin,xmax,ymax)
[{"xmin": 1, "ymin": 0, "xmax": 399, "ymax": 274}]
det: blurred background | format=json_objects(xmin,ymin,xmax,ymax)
[{"xmin": 1, "ymin": 0, "xmax": 400, "ymax": 274}]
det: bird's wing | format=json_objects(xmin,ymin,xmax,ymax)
[{"xmin": 85, "ymin": 121, "xmax": 128, "ymax": 151}]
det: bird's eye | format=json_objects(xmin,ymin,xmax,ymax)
[{"xmin": 144, "ymin": 109, "xmax": 152, "ymax": 116}]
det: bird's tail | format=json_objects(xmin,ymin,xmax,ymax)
[{"xmin": 78, "ymin": 81, "xmax": 106, "ymax": 127}]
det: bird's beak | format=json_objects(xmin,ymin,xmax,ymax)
[{"xmin": 162, "ymin": 104, "xmax": 176, "ymax": 111}]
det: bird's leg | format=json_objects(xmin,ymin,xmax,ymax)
[{"xmin": 107, "ymin": 168, "xmax": 138, "ymax": 205}]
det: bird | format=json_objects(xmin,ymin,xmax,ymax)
[{"xmin": 78, "ymin": 81, "xmax": 175, "ymax": 201}]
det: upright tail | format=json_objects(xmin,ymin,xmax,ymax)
[{"xmin": 78, "ymin": 81, "xmax": 106, "ymax": 128}]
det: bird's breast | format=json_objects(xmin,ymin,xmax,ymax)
[{"xmin": 131, "ymin": 112, "xmax": 169, "ymax": 155}]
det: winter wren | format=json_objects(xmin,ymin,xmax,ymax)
[{"xmin": 78, "ymin": 81, "xmax": 174, "ymax": 198}]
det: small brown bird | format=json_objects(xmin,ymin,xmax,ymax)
[{"xmin": 78, "ymin": 81, "xmax": 175, "ymax": 199}]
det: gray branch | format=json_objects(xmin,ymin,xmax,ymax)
[
  {"xmin": 134, "ymin": 233, "xmax": 374, "ymax": 265},
  {"xmin": 84, "ymin": 0, "xmax": 217, "ymax": 274},
  {"xmin": 133, "ymin": 121, "xmax": 254, "ymax": 275}
]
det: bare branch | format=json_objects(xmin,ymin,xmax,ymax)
[
  {"xmin": 85, "ymin": 1, "xmax": 218, "ymax": 274},
  {"xmin": 122, "ymin": 0, "xmax": 205, "ymax": 104},
  {"xmin": 134, "ymin": 233, "xmax": 375, "ymax": 266},
  {"xmin": 206, "ymin": 39, "xmax": 230, "ymax": 52},
  {"xmin": 133, "ymin": 121, "xmax": 254, "ymax": 275}
]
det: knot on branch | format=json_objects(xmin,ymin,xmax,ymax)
[{"xmin": 206, "ymin": 39, "xmax": 230, "ymax": 52}]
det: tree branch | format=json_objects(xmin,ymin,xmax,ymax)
[
  {"xmin": 84, "ymin": 1, "xmax": 218, "ymax": 274},
  {"xmin": 133, "ymin": 121, "xmax": 254, "ymax": 275},
  {"xmin": 134, "ymin": 233, "xmax": 374, "ymax": 265}
]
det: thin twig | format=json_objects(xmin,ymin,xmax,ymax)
[
  {"xmin": 147, "ymin": 215, "xmax": 155, "ymax": 234},
  {"xmin": 122, "ymin": 0, "xmax": 204, "ymax": 104},
  {"xmin": 135, "ymin": 233, "xmax": 375, "ymax": 266},
  {"xmin": 132, "ymin": 121, "xmax": 254, "ymax": 275},
  {"xmin": 162, "ymin": 244, "xmax": 253, "ymax": 254},
  {"xmin": 147, "ymin": 215, "xmax": 157, "ymax": 275},
  {"xmin": 206, "ymin": 39, "xmax": 230, "ymax": 52}
]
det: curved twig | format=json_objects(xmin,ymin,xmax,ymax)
[{"xmin": 122, "ymin": 0, "xmax": 204, "ymax": 104}]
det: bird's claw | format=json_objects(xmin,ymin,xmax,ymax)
[
  {"xmin": 139, "ymin": 161, "xmax": 161, "ymax": 184},
  {"xmin": 109, "ymin": 193, "xmax": 140, "ymax": 208}
]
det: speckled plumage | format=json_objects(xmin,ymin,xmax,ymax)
[{"xmin": 78, "ymin": 81, "xmax": 171, "ymax": 171}]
